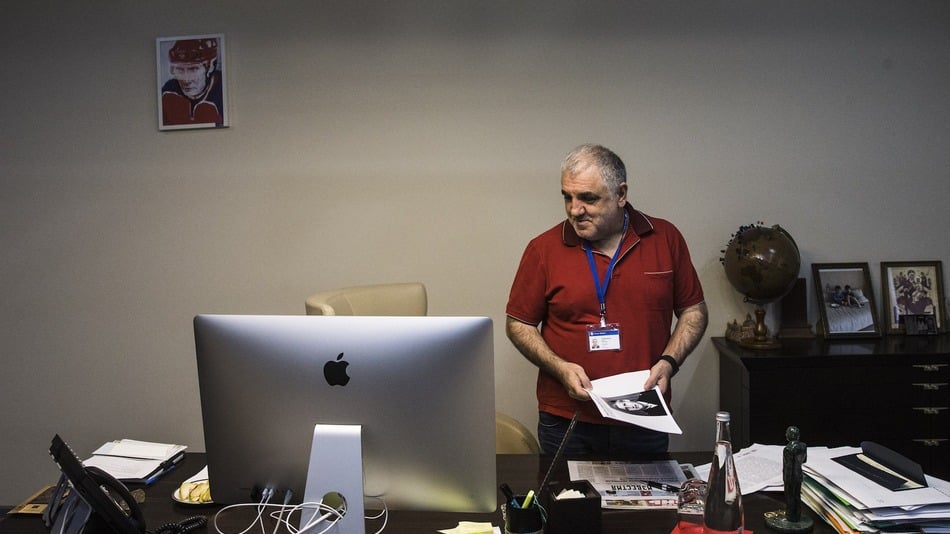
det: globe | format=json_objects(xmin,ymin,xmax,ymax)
[
  {"xmin": 721, "ymin": 223, "xmax": 801, "ymax": 348},
  {"xmin": 722, "ymin": 224, "xmax": 801, "ymax": 304}
]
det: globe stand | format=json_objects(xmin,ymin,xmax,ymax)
[{"xmin": 738, "ymin": 306, "xmax": 781, "ymax": 350}]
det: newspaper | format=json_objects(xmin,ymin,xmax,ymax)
[
  {"xmin": 587, "ymin": 370, "xmax": 683, "ymax": 434},
  {"xmin": 568, "ymin": 460, "xmax": 695, "ymax": 509}
]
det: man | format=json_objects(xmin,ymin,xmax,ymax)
[
  {"xmin": 506, "ymin": 144, "xmax": 708, "ymax": 455},
  {"xmin": 161, "ymin": 38, "xmax": 224, "ymax": 127}
]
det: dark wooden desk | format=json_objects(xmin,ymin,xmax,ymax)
[{"xmin": 1, "ymin": 453, "xmax": 833, "ymax": 534}]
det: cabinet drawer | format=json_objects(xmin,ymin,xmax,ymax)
[{"xmin": 908, "ymin": 362, "xmax": 950, "ymax": 380}]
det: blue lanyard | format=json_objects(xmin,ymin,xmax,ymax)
[{"xmin": 585, "ymin": 213, "xmax": 628, "ymax": 327}]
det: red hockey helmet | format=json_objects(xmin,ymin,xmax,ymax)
[{"xmin": 168, "ymin": 38, "xmax": 218, "ymax": 64}]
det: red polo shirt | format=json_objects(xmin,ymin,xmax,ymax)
[{"xmin": 506, "ymin": 204, "xmax": 705, "ymax": 424}]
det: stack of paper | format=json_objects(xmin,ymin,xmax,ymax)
[
  {"xmin": 801, "ymin": 446, "xmax": 950, "ymax": 533},
  {"xmin": 693, "ymin": 443, "xmax": 785, "ymax": 494},
  {"xmin": 83, "ymin": 439, "xmax": 187, "ymax": 485}
]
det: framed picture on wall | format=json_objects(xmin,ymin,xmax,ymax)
[
  {"xmin": 156, "ymin": 34, "xmax": 228, "ymax": 130},
  {"xmin": 812, "ymin": 262, "xmax": 881, "ymax": 339},
  {"xmin": 880, "ymin": 261, "xmax": 945, "ymax": 334}
]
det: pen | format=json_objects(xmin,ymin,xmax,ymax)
[
  {"xmin": 643, "ymin": 480, "xmax": 681, "ymax": 493},
  {"xmin": 499, "ymin": 483, "xmax": 516, "ymax": 506},
  {"xmin": 145, "ymin": 463, "xmax": 176, "ymax": 486},
  {"xmin": 521, "ymin": 489, "xmax": 535, "ymax": 509}
]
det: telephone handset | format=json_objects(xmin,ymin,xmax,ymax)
[{"xmin": 45, "ymin": 435, "xmax": 145, "ymax": 534}]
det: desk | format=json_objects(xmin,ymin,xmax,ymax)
[{"xmin": 1, "ymin": 453, "xmax": 832, "ymax": 534}]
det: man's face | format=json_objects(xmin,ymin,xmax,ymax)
[
  {"xmin": 170, "ymin": 62, "xmax": 210, "ymax": 98},
  {"xmin": 561, "ymin": 163, "xmax": 627, "ymax": 245}
]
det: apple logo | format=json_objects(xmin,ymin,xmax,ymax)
[{"xmin": 323, "ymin": 352, "xmax": 351, "ymax": 386}]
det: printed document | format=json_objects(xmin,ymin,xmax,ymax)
[
  {"xmin": 568, "ymin": 459, "xmax": 693, "ymax": 509},
  {"xmin": 587, "ymin": 370, "xmax": 682, "ymax": 434}
]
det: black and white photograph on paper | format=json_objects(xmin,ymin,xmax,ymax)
[
  {"xmin": 812, "ymin": 263, "xmax": 881, "ymax": 339},
  {"xmin": 586, "ymin": 370, "xmax": 682, "ymax": 434},
  {"xmin": 156, "ymin": 34, "xmax": 228, "ymax": 130},
  {"xmin": 881, "ymin": 261, "xmax": 945, "ymax": 334},
  {"xmin": 605, "ymin": 389, "xmax": 666, "ymax": 417}
]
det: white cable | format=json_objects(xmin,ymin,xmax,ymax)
[
  {"xmin": 213, "ymin": 501, "xmax": 343, "ymax": 534},
  {"xmin": 213, "ymin": 492, "xmax": 274, "ymax": 534},
  {"xmin": 363, "ymin": 496, "xmax": 389, "ymax": 534},
  {"xmin": 212, "ymin": 493, "xmax": 389, "ymax": 534}
]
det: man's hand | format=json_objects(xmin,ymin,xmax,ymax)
[
  {"xmin": 643, "ymin": 359, "xmax": 675, "ymax": 395},
  {"xmin": 552, "ymin": 360, "xmax": 593, "ymax": 401},
  {"xmin": 641, "ymin": 301, "xmax": 708, "ymax": 394}
]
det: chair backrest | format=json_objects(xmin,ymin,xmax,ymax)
[
  {"xmin": 495, "ymin": 412, "xmax": 541, "ymax": 454},
  {"xmin": 306, "ymin": 284, "xmax": 536, "ymax": 454},
  {"xmin": 305, "ymin": 282, "xmax": 428, "ymax": 316}
]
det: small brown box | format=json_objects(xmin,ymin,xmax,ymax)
[{"xmin": 543, "ymin": 479, "xmax": 601, "ymax": 534}]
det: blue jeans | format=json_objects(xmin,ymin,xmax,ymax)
[{"xmin": 537, "ymin": 411, "xmax": 669, "ymax": 456}]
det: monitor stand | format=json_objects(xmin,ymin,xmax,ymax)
[{"xmin": 302, "ymin": 424, "xmax": 365, "ymax": 534}]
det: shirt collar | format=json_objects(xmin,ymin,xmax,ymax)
[{"xmin": 561, "ymin": 203, "xmax": 654, "ymax": 248}]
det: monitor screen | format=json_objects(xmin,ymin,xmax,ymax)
[{"xmin": 193, "ymin": 314, "xmax": 497, "ymax": 515}]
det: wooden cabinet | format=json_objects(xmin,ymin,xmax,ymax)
[{"xmin": 713, "ymin": 336, "xmax": 949, "ymax": 480}]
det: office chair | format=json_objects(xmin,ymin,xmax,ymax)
[
  {"xmin": 304, "ymin": 282, "xmax": 428, "ymax": 316},
  {"xmin": 305, "ymin": 282, "xmax": 541, "ymax": 454},
  {"xmin": 495, "ymin": 412, "xmax": 541, "ymax": 454}
]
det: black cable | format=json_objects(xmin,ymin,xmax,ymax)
[{"xmin": 152, "ymin": 515, "xmax": 208, "ymax": 534}]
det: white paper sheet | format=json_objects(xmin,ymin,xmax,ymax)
[{"xmin": 587, "ymin": 370, "xmax": 682, "ymax": 434}]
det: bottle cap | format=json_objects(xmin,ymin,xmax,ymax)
[{"xmin": 715, "ymin": 411, "xmax": 730, "ymax": 422}]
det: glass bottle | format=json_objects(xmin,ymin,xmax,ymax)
[{"xmin": 703, "ymin": 411, "xmax": 744, "ymax": 534}]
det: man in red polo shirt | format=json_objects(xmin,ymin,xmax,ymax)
[{"xmin": 506, "ymin": 144, "xmax": 708, "ymax": 455}]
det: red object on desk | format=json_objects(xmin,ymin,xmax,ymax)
[{"xmin": 670, "ymin": 520, "xmax": 752, "ymax": 534}]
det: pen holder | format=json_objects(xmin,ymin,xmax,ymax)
[
  {"xmin": 542, "ymin": 480, "xmax": 601, "ymax": 534},
  {"xmin": 503, "ymin": 496, "xmax": 544, "ymax": 534}
]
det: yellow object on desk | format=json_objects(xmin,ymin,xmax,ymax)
[
  {"xmin": 437, "ymin": 521, "xmax": 498, "ymax": 534},
  {"xmin": 174, "ymin": 480, "xmax": 211, "ymax": 504}
]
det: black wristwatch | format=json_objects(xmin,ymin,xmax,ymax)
[{"xmin": 658, "ymin": 354, "xmax": 679, "ymax": 377}]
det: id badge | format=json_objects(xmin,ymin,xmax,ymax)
[{"xmin": 587, "ymin": 323, "xmax": 621, "ymax": 351}]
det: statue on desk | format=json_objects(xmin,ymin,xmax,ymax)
[{"xmin": 764, "ymin": 426, "xmax": 814, "ymax": 533}]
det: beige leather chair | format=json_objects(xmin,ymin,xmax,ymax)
[
  {"xmin": 495, "ymin": 411, "xmax": 541, "ymax": 454},
  {"xmin": 305, "ymin": 282, "xmax": 428, "ymax": 316}
]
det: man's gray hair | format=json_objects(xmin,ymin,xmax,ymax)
[{"xmin": 560, "ymin": 144, "xmax": 627, "ymax": 194}]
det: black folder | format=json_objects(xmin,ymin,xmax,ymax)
[{"xmin": 832, "ymin": 441, "xmax": 927, "ymax": 491}]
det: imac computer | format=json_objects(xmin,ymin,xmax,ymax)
[{"xmin": 193, "ymin": 314, "xmax": 496, "ymax": 531}]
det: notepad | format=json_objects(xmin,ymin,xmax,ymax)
[{"xmin": 83, "ymin": 439, "xmax": 187, "ymax": 484}]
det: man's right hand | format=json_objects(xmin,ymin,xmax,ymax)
[{"xmin": 553, "ymin": 360, "xmax": 593, "ymax": 401}]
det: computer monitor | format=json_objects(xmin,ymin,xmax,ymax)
[{"xmin": 193, "ymin": 314, "xmax": 496, "ymax": 518}]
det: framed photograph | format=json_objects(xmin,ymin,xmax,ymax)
[
  {"xmin": 812, "ymin": 263, "xmax": 881, "ymax": 338},
  {"xmin": 905, "ymin": 315, "xmax": 938, "ymax": 336},
  {"xmin": 156, "ymin": 34, "xmax": 228, "ymax": 130},
  {"xmin": 880, "ymin": 261, "xmax": 945, "ymax": 334}
]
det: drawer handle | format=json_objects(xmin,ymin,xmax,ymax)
[
  {"xmin": 912, "ymin": 382, "xmax": 949, "ymax": 391},
  {"xmin": 913, "ymin": 364, "xmax": 948, "ymax": 372},
  {"xmin": 912, "ymin": 407, "xmax": 948, "ymax": 415},
  {"xmin": 912, "ymin": 438, "xmax": 947, "ymax": 447}
]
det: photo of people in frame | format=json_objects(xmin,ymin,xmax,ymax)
[
  {"xmin": 156, "ymin": 34, "xmax": 228, "ymax": 130},
  {"xmin": 882, "ymin": 261, "xmax": 944, "ymax": 334},
  {"xmin": 812, "ymin": 263, "xmax": 881, "ymax": 338}
]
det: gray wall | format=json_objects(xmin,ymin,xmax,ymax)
[{"xmin": 2, "ymin": 1, "xmax": 949, "ymax": 505}]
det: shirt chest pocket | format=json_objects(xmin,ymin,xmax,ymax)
[{"xmin": 626, "ymin": 270, "xmax": 674, "ymax": 311}]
